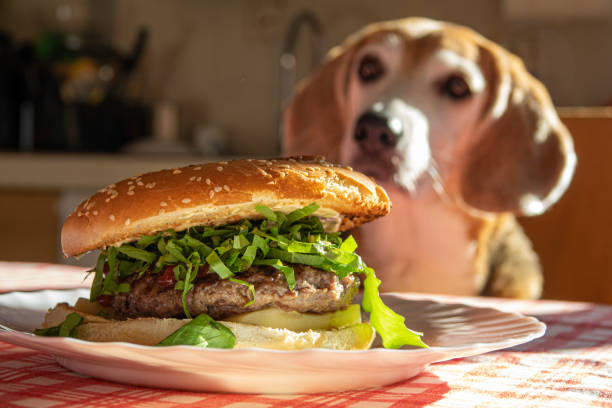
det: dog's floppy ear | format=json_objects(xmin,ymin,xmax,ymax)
[
  {"xmin": 460, "ymin": 47, "xmax": 576, "ymax": 216},
  {"xmin": 283, "ymin": 44, "xmax": 358, "ymax": 162}
]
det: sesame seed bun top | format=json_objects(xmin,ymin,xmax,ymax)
[{"xmin": 61, "ymin": 156, "xmax": 391, "ymax": 257}]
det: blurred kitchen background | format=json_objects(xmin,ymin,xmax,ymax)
[{"xmin": 0, "ymin": 0, "xmax": 611, "ymax": 303}]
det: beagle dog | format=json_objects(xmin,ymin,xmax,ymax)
[{"xmin": 283, "ymin": 18, "xmax": 576, "ymax": 299}]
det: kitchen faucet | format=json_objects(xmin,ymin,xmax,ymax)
[{"xmin": 278, "ymin": 11, "xmax": 325, "ymax": 154}]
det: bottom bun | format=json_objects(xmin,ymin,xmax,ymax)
[{"xmin": 42, "ymin": 303, "xmax": 375, "ymax": 351}]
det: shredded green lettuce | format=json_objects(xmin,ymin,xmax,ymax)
[
  {"xmin": 34, "ymin": 313, "xmax": 83, "ymax": 338},
  {"xmin": 90, "ymin": 202, "xmax": 427, "ymax": 349}
]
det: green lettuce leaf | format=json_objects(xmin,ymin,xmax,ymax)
[
  {"xmin": 362, "ymin": 267, "xmax": 427, "ymax": 349},
  {"xmin": 156, "ymin": 314, "xmax": 235, "ymax": 348},
  {"xmin": 34, "ymin": 312, "xmax": 83, "ymax": 338},
  {"xmin": 229, "ymin": 277, "xmax": 256, "ymax": 307},
  {"xmin": 285, "ymin": 202, "xmax": 319, "ymax": 225},
  {"xmin": 90, "ymin": 252, "xmax": 106, "ymax": 301},
  {"xmin": 253, "ymin": 258, "xmax": 296, "ymax": 290},
  {"xmin": 116, "ymin": 245, "xmax": 157, "ymax": 263},
  {"xmin": 206, "ymin": 251, "xmax": 233, "ymax": 279}
]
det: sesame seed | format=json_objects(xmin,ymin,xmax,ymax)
[
  {"xmin": 109, "ymin": 184, "xmax": 116, "ymax": 188},
  {"xmin": 93, "ymin": 210, "xmax": 98, "ymax": 215},
  {"xmin": 125, "ymin": 218, "xmax": 131, "ymax": 226},
  {"xmin": 160, "ymin": 201, "xmax": 167, "ymax": 207},
  {"xmin": 77, "ymin": 211, "xmax": 82, "ymax": 217},
  {"xmin": 196, "ymin": 176, "xmax": 202, "ymax": 182},
  {"xmin": 223, "ymin": 185, "xmax": 230, "ymax": 191},
  {"xmin": 279, "ymin": 172, "xmax": 286, "ymax": 178},
  {"xmin": 267, "ymin": 181, "xmax": 275, "ymax": 185},
  {"xmin": 189, "ymin": 176, "xmax": 196, "ymax": 181},
  {"xmin": 85, "ymin": 211, "xmax": 89, "ymax": 216},
  {"xmin": 219, "ymin": 161, "xmax": 228, "ymax": 165},
  {"xmin": 105, "ymin": 198, "xmax": 110, "ymax": 203},
  {"xmin": 346, "ymin": 166, "xmax": 353, "ymax": 171},
  {"xmin": 145, "ymin": 182, "xmax": 156, "ymax": 189},
  {"xmin": 128, "ymin": 181, "xmax": 134, "ymax": 185},
  {"xmin": 217, "ymin": 166, "xmax": 223, "ymax": 172},
  {"xmin": 214, "ymin": 186, "xmax": 222, "ymax": 192},
  {"xmin": 173, "ymin": 169, "xmax": 182, "ymax": 174},
  {"xmin": 127, "ymin": 190, "xmax": 135, "ymax": 195},
  {"xmin": 205, "ymin": 178, "xmax": 211, "ymax": 185},
  {"xmin": 209, "ymin": 191, "xmax": 214, "ymax": 198},
  {"xmin": 128, "ymin": 185, "xmax": 135, "ymax": 191},
  {"xmin": 193, "ymin": 166, "xmax": 202, "ymax": 170},
  {"xmin": 137, "ymin": 181, "xmax": 144, "ymax": 186},
  {"xmin": 182, "ymin": 198, "xmax": 191, "ymax": 204},
  {"xmin": 109, "ymin": 214, "xmax": 115, "ymax": 221}
]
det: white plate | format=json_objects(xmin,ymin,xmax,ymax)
[{"xmin": 0, "ymin": 289, "xmax": 545, "ymax": 394}]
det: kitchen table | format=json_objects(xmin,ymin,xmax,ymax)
[{"xmin": 0, "ymin": 262, "xmax": 609, "ymax": 408}]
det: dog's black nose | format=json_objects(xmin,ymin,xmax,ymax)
[{"xmin": 354, "ymin": 111, "xmax": 402, "ymax": 151}]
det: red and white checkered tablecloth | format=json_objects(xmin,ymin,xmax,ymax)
[{"xmin": 0, "ymin": 262, "xmax": 610, "ymax": 408}]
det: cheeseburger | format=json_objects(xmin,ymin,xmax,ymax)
[{"xmin": 37, "ymin": 157, "xmax": 426, "ymax": 350}]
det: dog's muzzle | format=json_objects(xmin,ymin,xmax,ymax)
[
  {"xmin": 350, "ymin": 111, "xmax": 403, "ymax": 182},
  {"xmin": 351, "ymin": 101, "xmax": 431, "ymax": 191},
  {"xmin": 354, "ymin": 111, "xmax": 403, "ymax": 152}
]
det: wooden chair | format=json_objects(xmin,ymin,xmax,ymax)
[{"xmin": 520, "ymin": 108, "xmax": 612, "ymax": 304}]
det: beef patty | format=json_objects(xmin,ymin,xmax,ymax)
[{"xmin": 110, "ymin": 264, "xmax": 360, "ymax": 320}]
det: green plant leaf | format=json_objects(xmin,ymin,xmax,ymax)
[
  {"xmin": 206, "ymin": 251, "xmax": 233, "ymax": 279},
  {"xmin": 362, "ymin": 267, "xmax": 427, "ymax": 349},
  {"xmin": 156, "ymin": 314, "xmax": 235, "ymax": 348},
  {"xmin": 117, "ymin": 245, "xmax": 157, "ymax": 263},
  {"xmin": 255, "ymin": 204, "xmax": 277, "ymax": 222},
  {"xmin": 229, "ymin": 277, "xmax": 256, "ymax": 307},
  {"xmin": 34, "ymin": 312, "xmax": 83, "ymax": 338},
  {"xmin": 285, "ymin": 202, "xmax": 319, "ymax": 225}
]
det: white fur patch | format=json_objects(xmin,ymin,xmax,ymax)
[
  {"xmin": 491, "ymin": 69, "xmax": 511, "ymax": 118},
  {"xmin": 513, "ymin": 87, "xmax": 525, "ymax": 104},
  {"xmin": 520, "ymin": 194, "xmax": 546, "ymax": 215},
  {"xmin": 436, "ymin": 49, "xmax": 486, "ymax": 94},
  {"xmin": 386, "ymin": 98, "xmax": 431, "ymax": 191},
  {"xmin": 403, "ymin": 19, "xmax": 442, "ymax": 38},
  {"xmin": 542, "ymin": 133, "xmax": 577, "ymax": 210},
  {"xmin": 534, "ymin": 117, "xmax": 550, "ymax": 144},
  {"xmin": 384, "ymin": 32, "xmax": 402, "ymax": 47}
]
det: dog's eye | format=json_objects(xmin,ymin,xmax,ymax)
[
  {"xmin": 440, "ymin": 75, "xmax": 472, "ymax": 100},
  {"xmin": 358, "ymin": 54, "xmax": 385, "ymax": 83}
]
